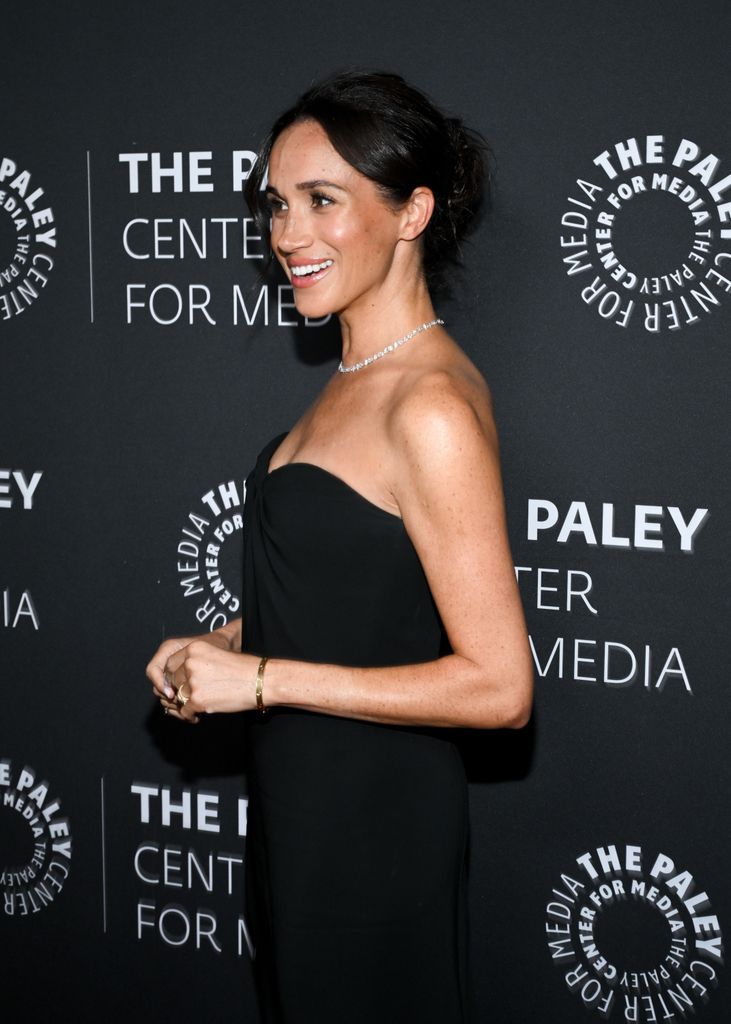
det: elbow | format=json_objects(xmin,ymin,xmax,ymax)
[
  {"xmin": 498, "ymin": 670, "xmax": 534, "ymax": 730},
  {"xmin": 472, "ymin": 691, "xmax": 531, "ymax": 731},
  {"xmin": 504, "ymin": 695, "xmax": 532, "ymax": 730},
  {"xmin": 465, "ymin": 657, "xmax": 534, "ymax": 729}
]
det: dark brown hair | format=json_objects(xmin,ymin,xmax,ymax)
[{"xmin": 245, "ymin": 70, "xmax": 489, "ymax": 292}]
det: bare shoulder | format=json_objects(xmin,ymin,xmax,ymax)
[
  {"xmin": 383, "ymin": 349, "xmax": 517, "ymax": 621},
  {"xmin": 386, "ymin": 354, "xmax": 499, "ymax": 484}
]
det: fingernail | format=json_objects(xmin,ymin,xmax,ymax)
[{"xmin": 164, "ymin": 686, "xmax": 174, "ymax": 699}]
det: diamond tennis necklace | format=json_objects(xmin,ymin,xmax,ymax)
[{"xmin": 337, "ymin": 318, "xmax": 445, "ymax": 374}]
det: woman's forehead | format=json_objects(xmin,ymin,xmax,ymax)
[{"xmin": 269, "ymin": 120, "xmax": 356, "ymax": 188}]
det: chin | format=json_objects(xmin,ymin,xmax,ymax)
[{"xmin": 292, "ymin": 292, "xmax": 336, "ymax": 322}]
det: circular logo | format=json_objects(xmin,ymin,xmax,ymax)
[
  {"xmin": 1, "ymin": 758, "xmax": 72, "ymax": 916},
  {"xmin": 546, "ymin": 842, "xmax": 723, "ymax": 1019},
  {"xmin": 561, "ymin": 135, "xmax": 731, "ymax": 332},
  {"xmin": 176, "ymin": 479, "xmax": 246, "ymax": 632},
  {"xmin": 0, "ymin": 157, "xmax": 56, "ymax": 321}
]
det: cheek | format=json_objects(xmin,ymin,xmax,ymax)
[
  {"xmin": 330, "ymin": 206, "xmax": 381, "ymax": 245},
  {"xmin": 325, "ymin": 218, "xmax": 355, "ymax": 249},
  {"xmin": 333, "ymin": 218, "xmax": 390, "ymax": 267}
]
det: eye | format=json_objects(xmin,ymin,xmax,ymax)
[
  {"xmin": 311, "ymin": 191, "xmax": 334, "ymax": 208},
  {"xmin": 265, "ymin": 193, "xmax": 287, "ymax": 214}
]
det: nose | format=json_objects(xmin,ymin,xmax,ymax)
[{"xmin": 274, "ymin": 208, "xmax": 313, "ymax": 256}]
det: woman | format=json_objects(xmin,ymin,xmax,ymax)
[{"xmin": 147, "ymin": 71, "xmax": 532, "ymax": 1023}]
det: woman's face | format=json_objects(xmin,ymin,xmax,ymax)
[{"xmin": 265, "ymin": 119, "xmax": 405, "ymax": 319}]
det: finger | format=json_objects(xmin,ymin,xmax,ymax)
[
  {"xmin": 163, "ymin": 654, "xmax": 189, "ymax": 700},
  {"xmin": 165, "ymin": 649, "xmax": 187, "ymax": 675},
  {"xmin": 161, "ymin": 702, "xmax": 199, "ymax": 725},
  {"xmin": 148, "ymin": 645, "xmax": 179, "ymax": 696},
  {"xmin": 147, "ymin": 638, "xmax": 190, "ymax": 695},
  {"xmin": 160, "ymin": 691, "xmax": 197, "ymax": 716},
  {"xmin": 146, "ymin": 658, "xmax": 168, "ymax": 696},
  {"xmin": 160, "ymin": 666, "xmax": 177, "ymax": 700}
]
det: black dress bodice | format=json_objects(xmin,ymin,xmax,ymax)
[{"xmin": 242, "ymin": 430, "xmax": 450, "ymax": 668}]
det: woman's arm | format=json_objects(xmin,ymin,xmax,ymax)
[
  {"xmin": 153, "ymin": 374, "xmax": 533, "ymax": 729},
  {"xmin": 266, "ymin": 373, "xmax": 532, "ymax": 728}
]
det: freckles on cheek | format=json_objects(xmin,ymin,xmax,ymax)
[{"xmin": 329, "ymin": 222, "xmax": 350, "ymax": 246}]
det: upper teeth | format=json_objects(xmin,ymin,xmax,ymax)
[{"xmin": 291, "ymin": 260, "xmax": 333, "ymax": 277}]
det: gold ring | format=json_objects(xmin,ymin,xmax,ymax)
[{"xmin": 175, "ymin": 683, "xmax": 190, "ymax": 708}]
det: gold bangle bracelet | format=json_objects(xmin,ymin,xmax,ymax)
[{"xmin": 256, "ymin": 656, "xmax": 269, "ymax": 714}]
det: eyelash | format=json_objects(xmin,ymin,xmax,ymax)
[{"xmin": 265, "ymin": 191, "xmax": 334, "ymax": 213}]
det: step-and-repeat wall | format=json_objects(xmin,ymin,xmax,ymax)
[{"xmin": 3, "ymin": 2, "xmax": 729, "ymax": 1021}]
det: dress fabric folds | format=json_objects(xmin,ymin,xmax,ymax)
[{"xmin": 242, "ymin": 431, "xmax": 470, "ymax": 1024}]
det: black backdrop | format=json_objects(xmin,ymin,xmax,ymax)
[{"xmin": 2, "ymin": 2, "xmax": 729, "ymax": 1021}]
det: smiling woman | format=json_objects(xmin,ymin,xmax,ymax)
[
  {"xmin": 264, "ymin": 117, "xmax": 427, "ymax": 324},
  {"xmin": 147, "ymin": 70, "xmax": 532, "ymax": 1024}
]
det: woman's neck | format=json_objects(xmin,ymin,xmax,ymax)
[{"xmin": 337, "ymin": 276, "xmax": 436, "ymax": 368}]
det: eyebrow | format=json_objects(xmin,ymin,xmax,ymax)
[{"xmin": 266, "ymin": 179, "xmax": 348, "ymax": 195}]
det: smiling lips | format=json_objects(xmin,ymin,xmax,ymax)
[{"xmin": 289, "ymin": 259, "xmax": 334, "ymax": 288}]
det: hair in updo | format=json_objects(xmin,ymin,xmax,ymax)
[{"xmin": 245, "ymin": 70, "xmax": 489, "ymax": 292}]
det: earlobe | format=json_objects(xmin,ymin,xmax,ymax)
[{"xmin": 401, "ymin": 186, "xmax": 435, "ymax": 241}]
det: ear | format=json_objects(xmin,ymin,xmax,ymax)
[{"xmin": 399, "ymin": 186, "xmax": 435, "ymax": 241}]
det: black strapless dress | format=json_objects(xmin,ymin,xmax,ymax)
[{"xmin": 242, "ymin": 431, "xmax": 470, "ymax": 1024}]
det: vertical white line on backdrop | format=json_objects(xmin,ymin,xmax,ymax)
[
  {"xmin": 86, "ymin": 150, "xmax": 95, "ymax": 323},
  {"xmin": 100, "ymin": 775, "xmax": 108, "ymax": 933}
]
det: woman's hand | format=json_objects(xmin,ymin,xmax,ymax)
[
  {"xmin": 156, "ymin": 643, "xmax": 262, "ymax": 723},
  {"xmin": 146, "ymin": 619, "xmax": 257, "ymax": 724}
]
